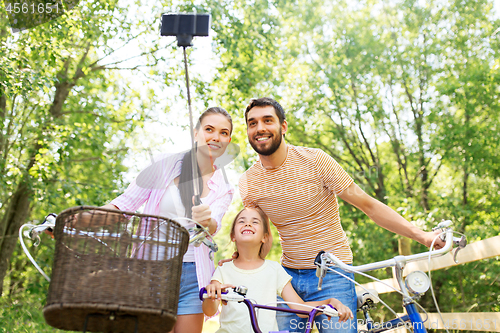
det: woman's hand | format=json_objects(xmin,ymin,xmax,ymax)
[
  {"xmin": 329, "ymin": 298, "xmax": 353, "ymax": 322},
  {"xmin": 191, "ymin": 203, "xmax": 217, "ymax": 234},
  {"xmin": 191, "ymin": 204, "xmax": 212, "ymax": 227}
]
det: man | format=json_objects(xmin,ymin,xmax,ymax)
[{"xmin": 238, "ymin": 97, "xmax": 444, "ymax": 333}]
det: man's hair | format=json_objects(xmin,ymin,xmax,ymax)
[{"xmin": 244, "ymin": 97, "xmax": 286, "ymax": 124}]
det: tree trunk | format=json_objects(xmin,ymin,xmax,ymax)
[
  {"xmin": 0, "ymin": 87, "xmax": 6, "ymax": 161},
  {"xmin": 460, "ymin": 111, "xmax": 471, "ymax": 234},
  {"xmin": 0, "ymin": 178, "xmax": 33, "ymax": 296},
  {"xmin": 415, "ymin": 115, "xmax": 430, "ymax": 212},
  {"xmin": 0, "ymin": 54, "xmax": 85, "ymax": 295}
]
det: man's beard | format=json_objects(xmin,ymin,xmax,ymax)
[{"xmin": 249, "ymin": 130, "xmax": 282, "ymax": 156}]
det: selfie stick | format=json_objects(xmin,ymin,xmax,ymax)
[
  {"xmin": 160, "ymin": 13, "xmax": 211, "ymax": 206},
  {"xmin": 182, "ymin": 46, "xmax": 201, "ymax": 205}
]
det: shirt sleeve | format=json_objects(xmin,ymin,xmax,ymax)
[
  {"xmin": 238, "ymin": 172, "xmax": 258, "ymax": 208},
  {"xmin": 210, "ymin": 190, "xmax": 234, "ymax": 235},
  {"xmin": 211, "ymin": 266, "xmax": 224, "ymax": 284},
  {"xmin": 314, "ymin": 149, "xmax": 354, "ymax": 195},
  {"xmin": 109, "ymin": 157, "xmax": 164, "ymax": 212},
  {"xmin": 109, "ymin": 180, "xmax": 152, "ymax": 213}
]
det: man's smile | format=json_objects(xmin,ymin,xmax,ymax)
[{"xmin": 255, "ymin": 134, "xmax": 272, "ymax": 142}]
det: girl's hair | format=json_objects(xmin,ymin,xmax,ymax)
[
  {"xmin": 230, "ymin": 207, "xmax": 271, "ymax": 259},
  {"xmin": 179, "ymin": 107, "xmax": 233, "ymax": 218}
]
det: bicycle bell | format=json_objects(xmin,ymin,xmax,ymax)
[
  {"xmin": 405, "ymin": 270, "xmax": 430, "ymax": 295},
  {"xmin": 235, "ymin": 286, "xmax": 248, "ymax": 296}
]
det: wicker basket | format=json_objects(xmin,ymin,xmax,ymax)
[{"xmin": 44, "ymin": 206, "xmax": 189, "ymax": 333}]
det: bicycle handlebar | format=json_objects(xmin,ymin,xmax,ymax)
[
  {"xmin": 327, "ymin": 229, "xmax": 454, "ymax": 273},
  {"xmin": 198, "ymin": 287, "xmax": 339, "ymax": 318},
  {"xmin": 20, "ymin": 210, "xmax": 220, "ymax": 281},
  {"xmin": 316, "ymin": 220, "xmax": 467, "ymax": 274},
  {"xmin": 315, "ymin": 221, "xmax": 467, "ymax": 290},
  {"xmin": 22, "ymin": 212, "xmax": 217, "ymax": 247}
]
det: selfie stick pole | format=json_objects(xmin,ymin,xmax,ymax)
[
  {"xmin": 160, "ymin": 13, "xmax": 210, "ymax": 206},
  {"xmin": 182, "ymin": 46, "xmax": 201, "ymax": 205}
]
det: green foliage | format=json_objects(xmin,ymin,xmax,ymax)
[
  {"xmin": 205, "ymin": 0, "xmax": 500, "ymax": 324},
  {"xmin": 1, "ymin": 0, "xmax": 499, "ymax": 330}
]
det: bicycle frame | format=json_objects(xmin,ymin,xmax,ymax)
[
  {"xmin": 244, "ymin": 301, "xmax": 330, "ymax": 333},
  {"xmin": 199, "ymin": 287, "xmax": 338, "ymax": 333},
  {"xmin": 361, "ymin": 302, "xmax": 424, "ymax": 333}
]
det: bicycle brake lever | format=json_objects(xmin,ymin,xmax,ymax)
[
  {"xmin": 189, "ymin": 226, "xmax": 218, "ymax": 253},
  {"xmin": 202, "ymin": 237, "xmax": 218, "ymax": 253},
  {"xmin": 452, "ymin": 235, "xmax": 467, "ymax": 264},
  {"xmin": 314, "ymin": 251, "xmax": 326, "ymax": 290}
]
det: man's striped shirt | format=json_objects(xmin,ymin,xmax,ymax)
[{"xmin": 239, "ymin": 145, "xmax": 354, "ymax": 269}]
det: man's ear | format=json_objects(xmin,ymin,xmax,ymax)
[{"xmin": 281, "ymin": 120, "xmax": 288, "ymax": 136}]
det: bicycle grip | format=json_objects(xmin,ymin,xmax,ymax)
[
  {"xmin": 321, "ymin": 304, "xmax": 338, "ymax": 317},
  {"xmin": 199, "ymin": 287, "xmax": 229, "ymax": 301}
]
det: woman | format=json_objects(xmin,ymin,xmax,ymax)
[{"xmin": 102, "ymin": 107, "xmax": 234, "ymax": 333}]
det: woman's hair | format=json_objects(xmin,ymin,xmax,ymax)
[
  {"xmin": 178, "ymin": 107, "xmax": 232, "ymax": 218},
  {"xmin": 230, "ymin": 207, "xmax": 271, "ymax": 259}
]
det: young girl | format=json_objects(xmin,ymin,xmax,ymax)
[{"xmin": 202, "ymin": 208, "xmax": 353, "ymax": 333}]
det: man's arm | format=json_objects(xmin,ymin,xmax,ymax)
[{"xmin": 337, "ymin": 182, "xmax": 445, "ymax": 249}]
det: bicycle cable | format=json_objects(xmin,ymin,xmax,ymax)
[
  {"xmin": 260, "ymin": 301, "xmax": 339, "ymax": 322},
  {"xmin": 131, "ymin": 217, "xmax": 212, "ymax": 257},
  {"xmin": 338, "ymin": 265, "xmax": 429, "ymax": 324},
  {"xmin": 427, "ymin": 230, "xmax": 466, "ymax": 333},
  {"xmin": 322, "ymin": 267, "xmax": 409, "ymax": 329},
  {"xmin": 19, "ymin": 224, "xmax": 51, "ymax": 282},
  {"xmin": 264, "ymin": 301, "xmax": 321, "ymax": 311}
]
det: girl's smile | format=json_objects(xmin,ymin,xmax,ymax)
[{"xmin": 233, "ymin": 209, "xmax": 265, "ymax": 244}]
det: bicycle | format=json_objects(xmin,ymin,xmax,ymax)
[
  {"xmin": 314, "ymin": 220, "xmax": 467, "ymax": 333},
  {"xmin": 199, "ymin": 285, "xmax": 340, "ymax": 333},
  {"xmin": 19, "ymin": 206, "xmax": 219, "ymax": 333}
]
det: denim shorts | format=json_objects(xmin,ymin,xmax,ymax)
[
  {"xmin": 177, "ymin": 262, "xmax": 203, "ymax": 315},
  {"xmin": 276, "ymin": 266, "xmax": 357, "ymax": 333}
]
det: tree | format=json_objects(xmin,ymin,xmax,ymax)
[
  {"xmin": 0, "ymin": 0, "xmax": 179, "ymax": 295},
  {"xmin": 204, "ymin": 0, "xmax": 500, "ymax": 316}
]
